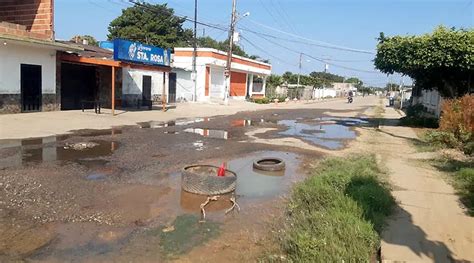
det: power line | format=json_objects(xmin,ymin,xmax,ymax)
[
  {"xmin": 244, "ymin": 30, "xmax": 379, "ymax": 74},
  {"xmin": 244, "ymin": 18, "xmax": 375, "ymax": 54},
  {"xmin": 270, "ymin": 0, "xmax": 298, "ymax": 34},
  {"xmin": 257, "ymin": 0, "xmax": 286, "ymax": 31},
  {"xmin": 240, "ymin": 35, "xmax": 299, "ymax": 68}
]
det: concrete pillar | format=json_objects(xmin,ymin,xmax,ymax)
[
  {"xmin": 262, "ymin": 76, "xmax": 267, "ymax": 97},
  {"xmin": 248, "ymin": 74, "xmax": 254, "ymax": 97}
]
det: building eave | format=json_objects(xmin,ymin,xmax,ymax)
[{"xmin": 0, "ymin": 34, "xmax": 83, "ymax": 51}]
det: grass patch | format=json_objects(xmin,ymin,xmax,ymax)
[
  {"xmin": 276, "ymin": 155, "xmax": 395, "ymax": 262},
  {"xmin": 432, "ymin": 158, "xmax": 474, "ymax": 215}
]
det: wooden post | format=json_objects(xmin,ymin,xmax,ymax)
[
  {"xmin": 162, "ymin": 72, "xmax": 167, "ymax": 111},
  {"xmin": 111, "ymin": 66, "xmax": 115, "ymax": 116}
]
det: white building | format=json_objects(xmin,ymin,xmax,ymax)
[
  {"xmin": 332, "ymin": 82, "xmax": 357, "ymax": 97},
  {"xmin": 172, "ymin": 48, "xmax": 272, "ymax": 102}
]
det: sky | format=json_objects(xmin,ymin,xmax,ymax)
[{"xmin": 55, "ymin": 0, "xmax": 473, "ymax": 87}]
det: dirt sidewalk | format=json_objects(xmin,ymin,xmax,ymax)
[{"xmin": 373, "ymin": 105, "xmax": 474, "ymax": 262}]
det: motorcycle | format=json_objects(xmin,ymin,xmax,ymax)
[{"xmin": 347, "ymin": 96, "xmax": 353, "ymax": 103}]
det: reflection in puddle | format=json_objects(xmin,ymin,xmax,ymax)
[
  {"xmin": 277, "ymin": 117, "xmax": 368, "ymax": 150},
  {"xmin": 192, "ymin": 140, "xmax": 205, "ymax": 151},
  {"xmin": 164, "ymin": 131, "xmax": 179, "ymax": 134},
  {"xmin": 231, "ymin": 119, "xmax": 276, "ymax": 127},
  {"xmin": 228, "ymin": 151, "xmax": 299, "ymax": 198},
  {"xmin": 138, "ymin": 118, "xmax": 211, "ymax": 129},
  {"xmin": 180, "ymin": 191, "xmax": 231, "ymax": 212},
  {"xmin": 183, "ymin": 128, "xmax": 228, "ymax": 139},
  {"xmin": 0, "ymin": 138, "xmax": 119, "ymax": 168}
]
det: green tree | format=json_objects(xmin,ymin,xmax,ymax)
[
  {"xmin": 266, "ymin": 74, "xmax": 283, "ymax": 88},
  {"xmin": 374, "ymin": 26, "xmax": 474, "ymax": 98},
  {"xmin": 282, "ymin": 71, "xmax": 298, "ymax": 84},
  {"xmin": 107, "ymin": 3, "xmax": 193, "ymax": 49},
  {"xmin": 385, "ymin": 83, "xmax": 400, "ymax": 91},
  {"xmin": 309, "ymin": 71, "xmax": 344, "ymax": 83}
]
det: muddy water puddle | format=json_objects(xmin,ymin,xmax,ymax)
[
  {"xmin": 277, "ymin": 117, "xmax": 368, "ymax": 150},
  {"xmin": 228, "ymin": 151, "xmax": 299, "ymax": 198},
  {"xmin": 4, "ymin": 151, "xmax": 302, "ymax": 262},
  {"xmin": 0, "ymin": 139, "xmax": 119, "ymax": 168}
]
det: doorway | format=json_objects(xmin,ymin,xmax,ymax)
[
  {"xmin": 21, "ymin": 64, "xmax": 42, "ymax": 112},
  {"xmin": 61, "ymin": 63, "xmax": 97, "ymax": 110},
  {"xmin": 168, "ymin": 72, "xmax": 177, "ymax": 103},
  {"xmin": 142, "ymin": 75, "xmax": 152, "ymax": 106}
]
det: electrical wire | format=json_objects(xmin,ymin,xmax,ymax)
[
  {"xmin": 244, "ymin": 31, "xmax": 379, "ymax": 74},
  {"xmin": 243, "ymin": 18, "xmax": 375, "ymax": 54}
]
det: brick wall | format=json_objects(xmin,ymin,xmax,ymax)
[{"xmin": 0, "ymin": 0, "xmax": 54, "ymax": 40}]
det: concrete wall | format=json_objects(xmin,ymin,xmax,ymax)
[
  {"xmin": 0, "ymin": 43, "xmax": 57, "ymax": 113},
  {"xmin": 121, "ymin": 67, "xmax": 168, "ymax": 106},
  {"xmin": 313, "ymin": 88, "xmax": 337, "ymax": 99},
  {"xmin": 412, "ymin": 89, "xmax": 443, "ymax": 117},
  {"xmin": 173, "ymin": 68, "xmax": 193, "ymax": 102}
]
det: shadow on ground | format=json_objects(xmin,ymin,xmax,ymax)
[{"xmin": 382, "ymin": 204, "xmax": 471, "ymax": 262}]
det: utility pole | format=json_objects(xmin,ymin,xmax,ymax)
[
  {"xmin": 297, "ymin": 53, "xmax": 302, "ymax": 88},
  {"xmin": 192, "ymin": 0, "xmax": 198, "ymax": 102},
  {"xmin": 224, "ymin": 0, "xmax": 237, "ymax": 105}
]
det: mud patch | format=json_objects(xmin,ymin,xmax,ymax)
[
  {"xmin": 28, "ymin": 223, "xmax": 134, "ymax": 261},
  {"xmin": 150, "ymin": 214, "xmax": 220, "ymax": 258}
]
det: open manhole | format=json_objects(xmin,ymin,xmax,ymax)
[
  {"xmin": 253, "ymin": 158, "xmax": 286, "ymax": 172},
  {"xmin": 182, "ymin": 165, "xmax": 237, "ymax": 195}
]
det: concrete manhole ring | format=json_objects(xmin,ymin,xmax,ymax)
[{"xmin": 253, "ymin": 158, "xmax": 286, "ymax": 171}]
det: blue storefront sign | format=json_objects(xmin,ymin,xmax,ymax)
[
  {"xmin": 98, "ymin": 41, "xmax": 114, "ymax": 51},
  {"xmin": 113, "ymin": 39, "xmax": 170, "ymax": 66}
]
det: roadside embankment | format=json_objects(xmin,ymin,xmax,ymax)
[{"xmin": 275, "ymin": 155, "xmax": 395, "ymax": 262}]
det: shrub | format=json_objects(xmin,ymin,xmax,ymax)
[
  {"xmin": 251, "ymin": 97, "xmax": 270, "ymax": 104},
  {"xmin": 424, "ymin": 130, "xmax": 461, "ymax": 148},
  {"xmin": 279, "ymin": 155, "xmax": 395, "ymax": 262},
  {"xmin": 435, "ymin": 94, "xmax": 474, "ymax": 155},
  {"xmin": 455, "ymin": 168, "xmax": 474, "ymax": 215},
  {"xmin": 440, "ymin": 94, "xmax": 474, "ymax": 136},
  {"xmin": 269, "ymin": 96, "xmax": 287, "ymax": 103}
]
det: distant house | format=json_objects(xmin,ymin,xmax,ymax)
[
  {"xmin": 276, "ymin": 84, "xmax": 336, "ymax": 100},
  {"xmin": 331, "ymin": 83, "xmax": 357, "ymax": 97},
  {"xmin": 172, "ymin": 48, "xmax": 272, "ymax": 102}
]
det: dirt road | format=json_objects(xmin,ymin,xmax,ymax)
[
  {"xmin": 1, "ymin": 96, "xmax": 472, "ymax": 262},
  {"xmin": 0, "ymin": 97, "xmax": 375, "ymax": 262}
]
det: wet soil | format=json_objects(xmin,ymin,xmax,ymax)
[{"xmin": 0, "ymin": 107, "xmax": 370, "ymax": 262}]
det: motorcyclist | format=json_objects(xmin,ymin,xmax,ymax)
[{"xmin": 348, "ymin": 91, "xmax": 354, "ymax": 103}]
